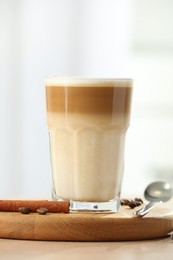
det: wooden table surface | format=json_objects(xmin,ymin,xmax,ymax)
[{"xmin": 0, "ymin": 236, "xmax": 173, "ymax": 260}]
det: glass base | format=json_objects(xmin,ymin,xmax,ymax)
[{"xmin": 70, "ymin": 199, "xmax": 121, "ymax": 213}]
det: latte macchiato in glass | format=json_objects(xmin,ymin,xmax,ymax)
[{"xmin": 46, "ymin": 78, "xmax": 132, "ymax": 212}]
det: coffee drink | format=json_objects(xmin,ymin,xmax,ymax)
[{"xmin": 46, "ymin": 78, "xmax": 132, "ymax": 211}]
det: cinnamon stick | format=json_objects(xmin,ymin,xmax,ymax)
[{"xmin": 0, "ymin": 200, "xmax": 70, "ymax": 213}]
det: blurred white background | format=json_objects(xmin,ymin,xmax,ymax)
[{"xmin": 0, "ymin": 0, "xmax": 173, "ymax": 198}]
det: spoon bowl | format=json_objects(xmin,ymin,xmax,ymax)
[
  {"xmin": 144, "ymin": 181, "xmax": 173, "ymax": 202},
  {"xmin": 134, "ymin": 181, "xmax": 173, "ymax": 217}
]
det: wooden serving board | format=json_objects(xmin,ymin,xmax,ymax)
[{"xmin": 0, "ymin": 202, "xmax": 173, "ymax": 241}]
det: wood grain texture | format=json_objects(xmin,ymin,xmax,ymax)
[{"xmin": 0, "ymin": 203, "xmax": 173, "ymax": 241}]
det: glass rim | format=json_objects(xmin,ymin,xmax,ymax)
[{"xmin": 45, "ymin": 77, "xmax": 133, "ymax": 87}]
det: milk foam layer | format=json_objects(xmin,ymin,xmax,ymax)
[
  {"xmin": 46, "ymin": 79, "xmax": 132, "ymax": 202},
  {"xmin": 46, "ymin": 77, "xmax": 132, "ymax": 87}
]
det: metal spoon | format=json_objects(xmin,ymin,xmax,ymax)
[{"xmin": 133, "ymin": 181, "xmax": 173, "ymax": 217}]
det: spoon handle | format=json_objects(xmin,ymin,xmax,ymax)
[{"xmin": 133, "ymin": 201, "xmax": 157, "ymax": 217}]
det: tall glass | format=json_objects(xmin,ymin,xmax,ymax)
[{"xmin": 46, "ymin": 78, "xmax": 133, "ymax": 212}]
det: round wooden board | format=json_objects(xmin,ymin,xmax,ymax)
[{"xmin": 0, "ymin": 204, "xmax": 173, "ymax": 241}]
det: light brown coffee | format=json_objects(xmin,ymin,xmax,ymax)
[{"xmin": 46, "ymin": 78, "xmax": 132, "ymax": 202}]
